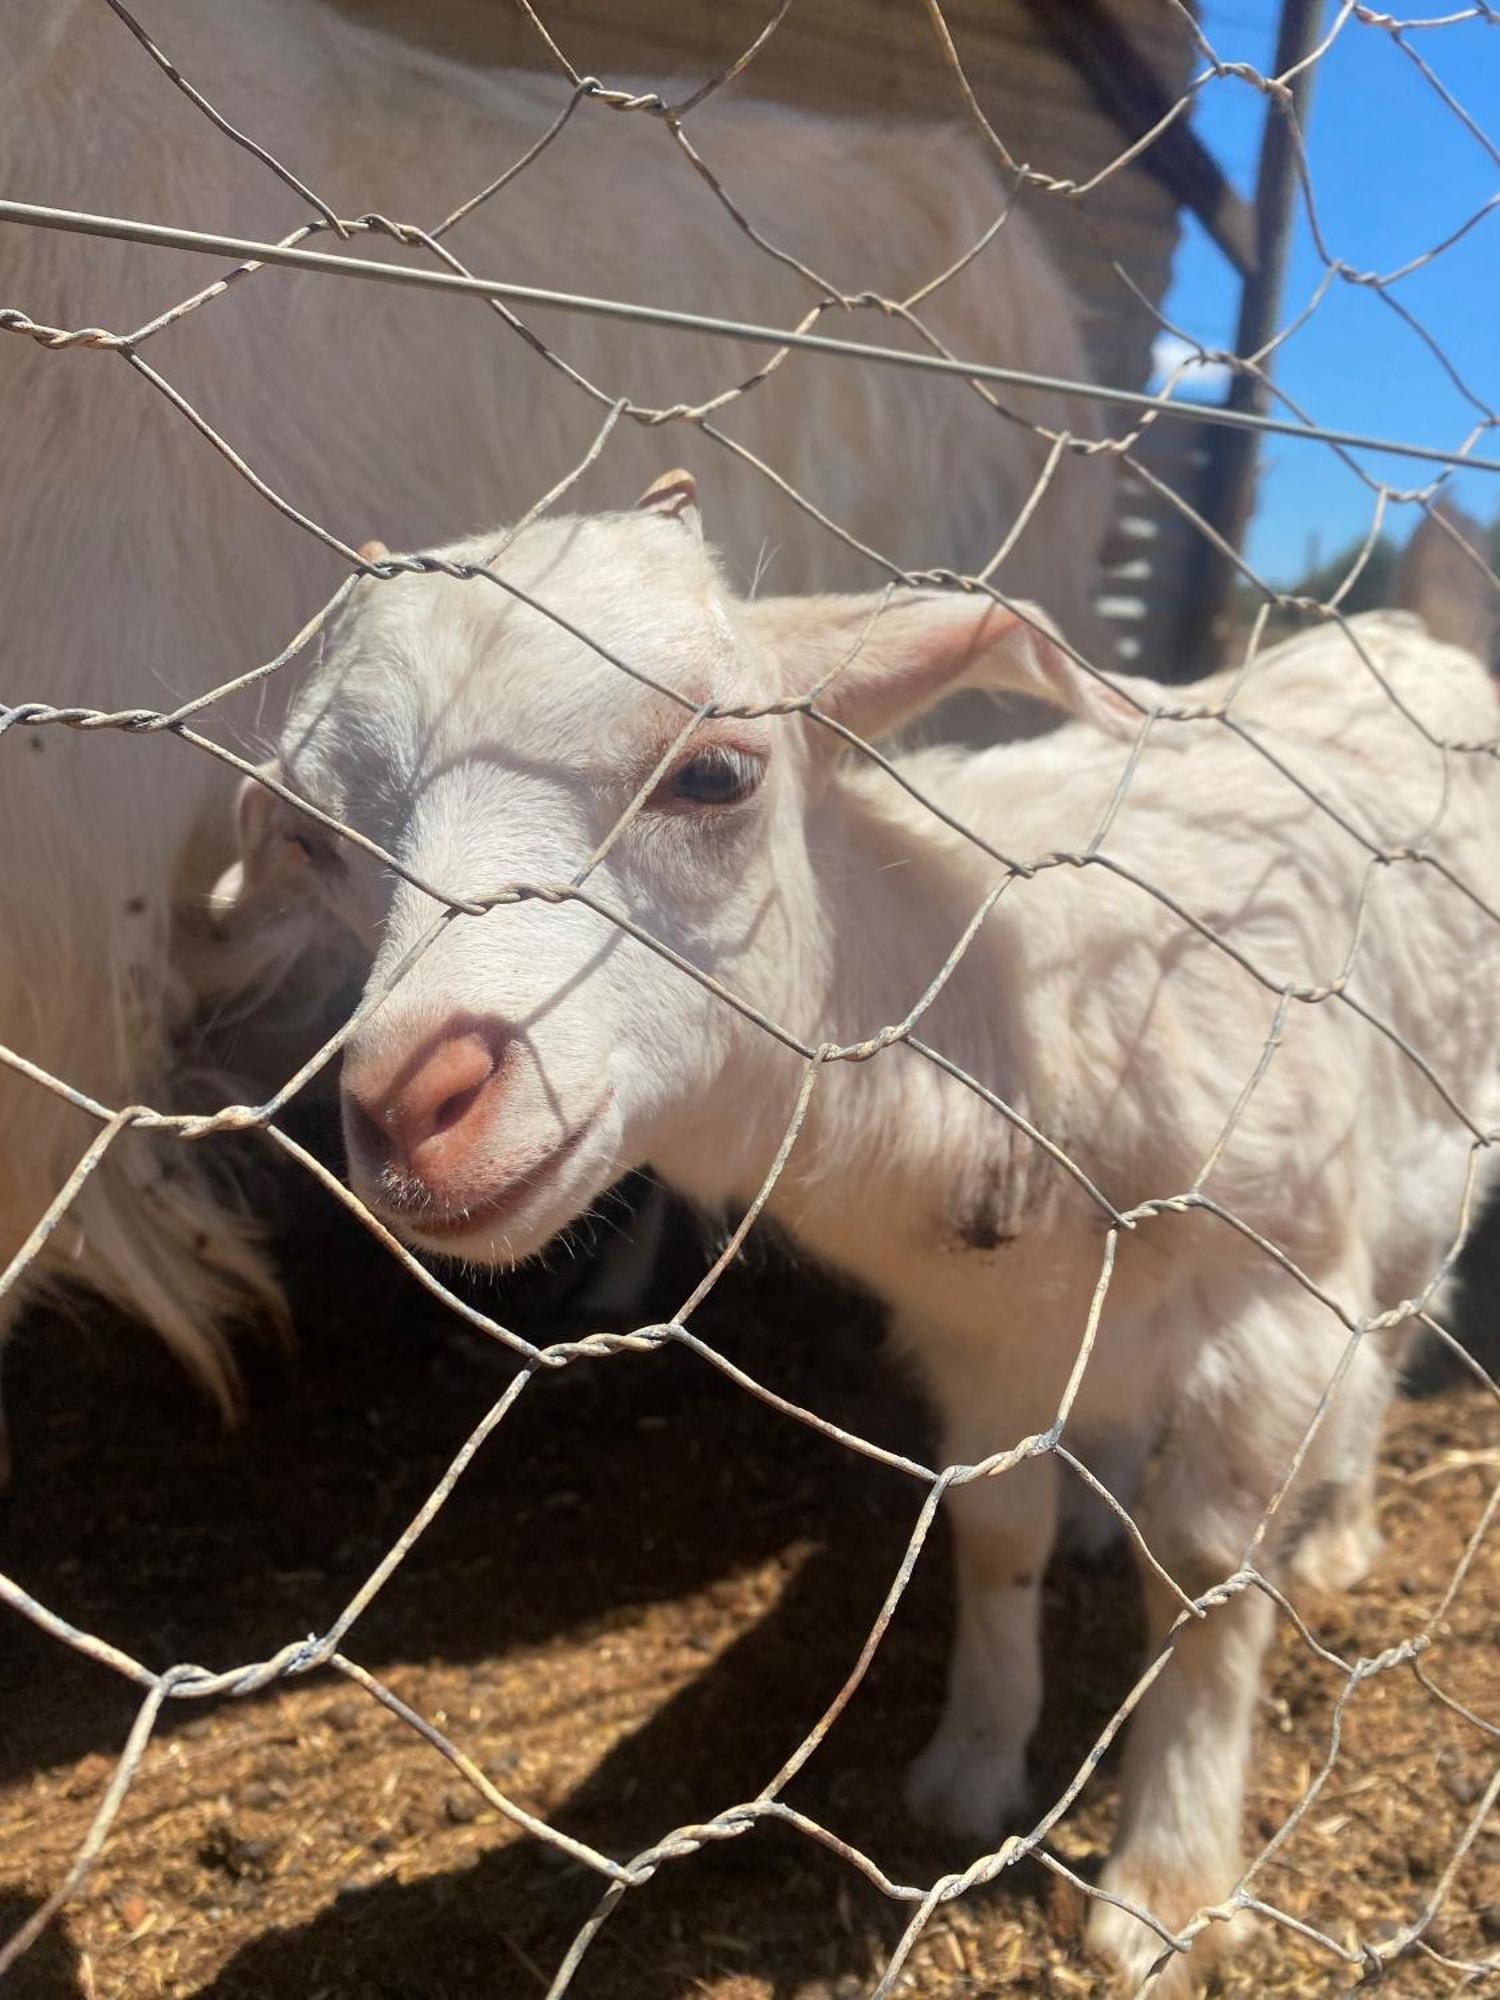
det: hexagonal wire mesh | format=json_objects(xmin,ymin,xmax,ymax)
[{"xmin": 1, "ymin": 0, "xmax": 1497, "ymax": 1992}]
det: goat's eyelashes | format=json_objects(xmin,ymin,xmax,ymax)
[
  {"xmin": 286, "ymin": 827, "xmax": 341, "ymax": 872},
  {"xmin": 651, "ymin": 746, "xmax": 765, "ymax": 812}
]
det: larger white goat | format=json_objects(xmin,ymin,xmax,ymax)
[
  {"xmin": 0, "ymin": 0, "xmax": 1111, "ymax": 1443},
  {"xmin": 222, "ymin": 477, "xmax": 1500, "ymax": 1988}
]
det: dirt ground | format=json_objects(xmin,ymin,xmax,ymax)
[{"xmin": 0, "ymin": 1175, "xmax": 1496, "ymax": 2000}]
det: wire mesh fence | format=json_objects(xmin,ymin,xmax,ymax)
[{"xmin": 1, "ymin": 1, "xmax": 1498, "ymax": 1993}]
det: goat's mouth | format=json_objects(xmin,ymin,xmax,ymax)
[{"xmin": 363, "ymin": 1102, "xmax": 609, "ymax": 1256}]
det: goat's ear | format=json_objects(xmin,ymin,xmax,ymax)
[
  {"xmin": 208, "ymin": 769, "xmax": 313, "ymax": 922},
  {"xmin": 1393, "ymin": 502, "xmax": 1498, "ymax": 663},
  {"xmin": 357, "ymin": 538, "xmax": 390, "ymax": 564},
  {"xmin": 634, "ymin": 468, "xmax": 702, "ymax": 543},
  {"xmin": 746, "ymin": 589, "xmax": 1140, "ymax": 744}
]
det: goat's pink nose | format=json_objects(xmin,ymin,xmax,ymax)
[{"xmin": 343, "ymin": 1023, "xmax": 508, "ymax": 1192}]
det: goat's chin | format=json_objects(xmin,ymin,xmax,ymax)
[{"xmin": 353, "ymin": 1122, "xmax": 621, "ymax": 1270}]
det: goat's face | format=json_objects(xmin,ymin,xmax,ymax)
[
  {"xmin": 227, "ymin": 483, "xmax": 812, "ymax": 1263},
  {"xmin": 223, "ymin": 474, "xmax": 1099, "ymax": 1265}
]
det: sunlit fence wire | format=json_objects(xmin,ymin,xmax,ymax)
[{"xmin": 1, "ymin": 0, "xmax": 1499, "ymax": 1992}]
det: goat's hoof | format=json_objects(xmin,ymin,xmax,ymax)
[
  {"xmin": 1289, "ymin": 1515, "xmax": 1383, "ymax": 1594},
  {"xmin": 1087, "ymin": 1861, "xmax": 1255, "ymax": 1995},
  {"xmin": 903, "ymin": 1730, "xmax": 1026, "ymax": 1841}
]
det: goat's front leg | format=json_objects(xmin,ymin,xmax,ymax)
[
  {"xmin": 1088, "ymin": 1426, "xmax": 1273, "ymax": 1995},
  {"xmin": 905, "ymin": 1446, "xmax": 1058, "ymax": 1839},
  {"xmin": 1089, "ymin": 1560, "xmax": 1270, "ymax": 1993}
]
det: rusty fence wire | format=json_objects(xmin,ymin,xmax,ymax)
[{"xmin": 1, "ymin": 0, "xmax": 1499, "ymax": 1992}]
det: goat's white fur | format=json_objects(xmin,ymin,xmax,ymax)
[
  {"xmin": 232, "ymin": 492, "xmax": 1500, "ymax": 1988},
  {"xmin": 0, "ymin": 0, "xmax": 1112, "ymax": 1431}
]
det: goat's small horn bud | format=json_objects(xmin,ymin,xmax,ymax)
[
  {"xmin": 357, "ymin": 538, "xmax": 391, "ymax": 563},
  {"xmin": 635, "ymin": 469, "xmax": 697, "ymax": 521}
]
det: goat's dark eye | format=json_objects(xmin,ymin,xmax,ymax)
[
  {"xmin": 286, "ymin": 829, "xmax": 338, "ymax": 870},
  {"xmin": 666, "ymin": 747, "xmax": 763, "ymax": 808}
]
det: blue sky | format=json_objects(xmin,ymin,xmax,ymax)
[{"xmin": 1155, "ymin": 3, "xmax": 1498, "ymax": 584}]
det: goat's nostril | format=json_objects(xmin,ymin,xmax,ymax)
[
  {"xmin": 431, "ymin": 1074, "xmax": 490, "ymax": 1140},
  {"xmin": 343, "ymin": 1022, "xmax": 508, "ymax": 1183}
]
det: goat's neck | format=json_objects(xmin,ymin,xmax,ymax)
[{"xmin": 707, "ymin": 762, "xmax": 1037, "ymax": 1254}]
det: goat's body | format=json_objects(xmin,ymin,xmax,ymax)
[
  {"xmin": 645, "ymin": 610, "xmax": 1500, "ymax": 1983},
  {"xmin": 775, "ymin": 614, "xmax": 1500, "ymax": 1502},
  {"xmin": 0, "ymin": 0, "xmax": 1110, "ymax": 1398},
  {"xmin": 680, "ymin": 612, "xmax": 1499, "ymax": 1318}
]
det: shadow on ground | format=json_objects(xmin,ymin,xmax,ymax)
[{"xmin": 1, "ymin": 1134, "xmax": 1495, "ymax": 1997}]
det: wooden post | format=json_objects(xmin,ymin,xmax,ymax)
[{"xmin": 1176, "ymin": 0, "xmax": 1327, "ymax": 673}]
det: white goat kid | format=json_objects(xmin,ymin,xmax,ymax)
[{"xmin": 224, "ymin": 477, "xmax": 1500, "ymax": 1989}]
